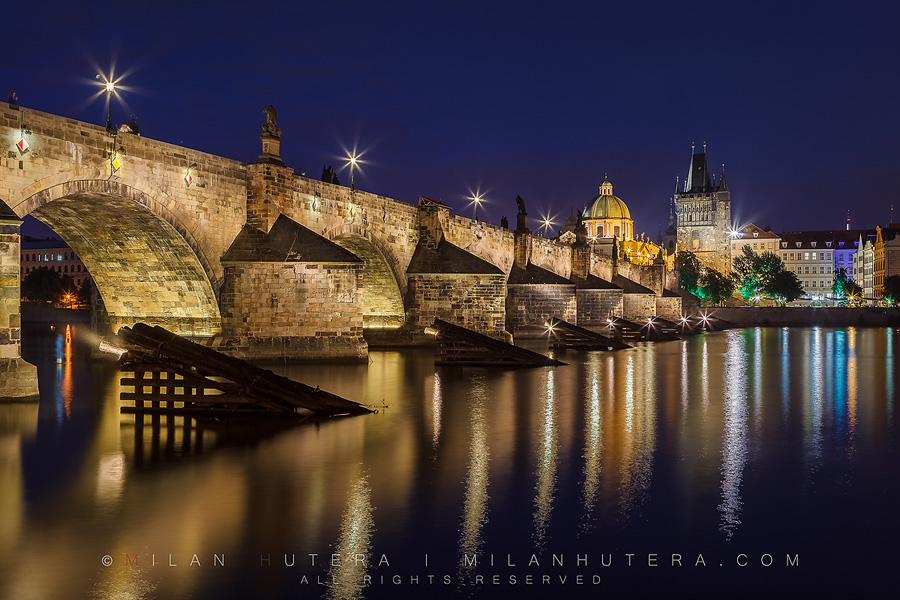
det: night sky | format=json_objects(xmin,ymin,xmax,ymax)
[{"xmin": 6, "ymin": 1, "xmax": 899, "ymax": 239}]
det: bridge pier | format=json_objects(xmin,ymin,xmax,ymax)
[
  {"xmin": 0, "ymin": 202, "xmax": 38, "ymax": 399},
  {"xmin": 402, "ymin": 197, "xmax": 510, "ymax": 343},
  {"xmin": 216, "ymin": 215, "xmax": 368, "ymax": 361}
]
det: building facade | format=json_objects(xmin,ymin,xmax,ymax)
[
  {"xmin": 778, "ymin": 229, "xmax": 874, "ymax": 301},
  {"xmin": 853, "ymin": 234, "xmax": 875, "ymax": 299},
  {"xmin": 21, "ymin": 238, "xmax": 89, "ymax": 288},
  {"xmin": 674, "ymin": 147, "xmax": 731, "ymax": 274},
  {"xmin": 873, "ymin": 225, "xmax": 900, "ymax": 299},
  {"xmin": 730, "ymin": 223, "xmax": 780, "ymax": 263}
]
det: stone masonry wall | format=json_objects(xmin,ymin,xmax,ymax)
[
  {"xmin": 623, "ymin": 294, "xmax": 657, "ymax": 320},
  {"xmin": 1, "ymin": 103, "xmax": 247, "ymax": 292},
  {"xmin": 655, "ymin": 296, "xmax": 683, "ymax": 321},
  {"xmin": 217, "ymin": 261, "xmax": 366, "ymax": 360},
  {"xmin": 576, "ymin": 289, "xmax": 624, "ymax": 328},
  {"xmin": 0, "ymin": 217, "xmax": 38, "ymax": 398},
  {"xmin": 506, "ymin": 284, "xmax": 577, "ymax": 338},
  {"xmin": 405, "ymin": 273, "xmax": 508, "ymax": 341}
]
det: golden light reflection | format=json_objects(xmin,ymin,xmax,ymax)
[
  {"xmin": 95, "ymin": 452, "xmax": 126, "ymax": 506},
  {"xmin": 581, "ymin": 361, "xmax": 603, "ymax": 525},
  {"xmin": 533, "ymin": 369, "xmax": 557, "ymax": 549},
  {"xmin": 616, "ymin": 349, "xmax": 656, "ymax": 519},
  {"xmin": 326, "ymin": 474, "xmax": 374, "ymax": 600},
  {"xmin": 847, "ymin": 328, "xmax": 858, "ymax": 448},
  {"xmin": 431, "ymin": 373, "xmax": 443, "ymax": 450},
  {"xmin": 460, "ymin": 384, "xmax": 489, "ymax": 557},
  {"xmin": 62, "ymin": 325, "xmax": 73, "ymax": 421},
  {"xmin": 718, "ymin": 331, "xmax": 748, "ymax": 540}
]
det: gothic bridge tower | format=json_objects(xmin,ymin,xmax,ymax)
[{"xmin": 674, "ymin": 143, "xmax": 731, "ymax": 274}]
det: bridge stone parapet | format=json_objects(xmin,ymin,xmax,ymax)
[{"xmin": 0, "ymin": 103, "xmax": 686, "ymax": 377}]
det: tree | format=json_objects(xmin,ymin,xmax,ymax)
[
  {"xmin": 768, "ymin": 270, "xmax": 805, "ymax": 305},
  {"xmin": 884, "ymin": 275, "xmax": 900, "ymax": 305},
  {"xmin": 76, "ymin": 277, "xmax": 94, "ymax": 307},
  {"xmin": 833, "ymin": 268, "xmax": 863, "ymax": 306},
  {"xmin": 700, "ymin": 268, "xmax": 734, "ymax": 306},
  {"xmin": 22, "ymin": 267, "xmax": 75, "ymax": 304},
  {"xmin": 675, "ymin": 251, "xmax": 703, "ymax": 297},
  {"xmin": 731, "ymin": 245, "xmax": 763, "ymax": 302},
  {"xmin": 731, "ymin": 245, "xmax": 801, "ymax": 304}
]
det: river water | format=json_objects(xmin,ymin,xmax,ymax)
[{"xmin": 0, "ymin": 324, "xmax": 897, "ymax": 599}]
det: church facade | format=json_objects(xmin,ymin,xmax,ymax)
[{"xmin": 674, "ymin": 147, "xmax": 732, "ymax": 274}]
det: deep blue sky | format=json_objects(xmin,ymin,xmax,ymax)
[{"xmin": 7, "ymin": 1, "xmax": 900, "ymax": 239}]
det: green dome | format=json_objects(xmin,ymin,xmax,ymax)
[{"xmin": 582, "ymin": 194, "xmax": 632, "ymax": 221}]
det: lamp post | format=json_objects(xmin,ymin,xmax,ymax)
[
  {"xmin": 541, "ymin": 217, "xmax": 553, "ymax": 238},
  {"xmin": 105, "ymin": 80, "xmax": 115, "ymax": 133},
  {"xmin": 348, "ymin": 153, "xmax": 358, "ymax": 191},
  {"xmin": 471, "ymin": 194, "xmax": 483, "ymax": 222}
]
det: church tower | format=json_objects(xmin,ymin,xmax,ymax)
[{"xmin": 674, "ymin": 143, "xmax": 731, "ymax": 274}]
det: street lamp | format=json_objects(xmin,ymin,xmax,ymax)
[
  {"xmin": 471, "ymin": 194, "xmax": 483, "ymax": 222},
  {"xmin": 347, "ymin": 153, "xmax": 358, "ymax": 191},
  {"xmin": 104, "ymin": 80, "xmax": 115, "ymax": 133},
  {"xmin": 541, "ymin": 216, "xmax": 554, "ymax": 238}
]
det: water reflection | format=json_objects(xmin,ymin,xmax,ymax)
[
  {"xmin": 533, "ymin": 368, "xmax": 558, "ymax": 548},
  {"xmin": 718, "ymin": 331, "xmax": 747, "ymax": 540},
  {"xmin": 2, "ymin": 326, "xmax": 899, "ymax": 598},
  {"xmin": 581, "ymin": 356, "xmax": 603, "ymax": 530},
  {"xmin": 326, "ymin": 473, "xmax": 374, "ymax": 600},
  {"xmin": 460, "ymin": 380, "xmax": 490, "ymax": 558}
]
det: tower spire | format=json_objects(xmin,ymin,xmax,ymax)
[{"xmin": 718, "ymin": 162, "xmax": 728, "ymax": 191}]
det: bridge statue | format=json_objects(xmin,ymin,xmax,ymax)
[{"xmin": 261, "ymin": 104, "xmax": 281, "ymax": 139}]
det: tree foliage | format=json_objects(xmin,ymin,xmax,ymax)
[
  {"xmin": 675, "ymin": 251, "xmax": 703, "ymax": 296},
  {"xmin": 22, "ymin": 267, "xmax": 76, "ymax": 304},
  {"xmin": 700, "ymin": 268, "xmax": 734, "ymax": 306},
  {"xmin": 731, "ymin": 245, "xmax": 802, "ymax": 305},
  {"xmin": 884, "ymin": 275, "xmax": 900, "ymax": 305},
  {"xmin": 833, "ymin": 268, "xmax": 863, "ymax": 305}
]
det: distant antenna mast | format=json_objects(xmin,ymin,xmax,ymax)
[{"xmin": 846, "ymin": 209, "xmax": 851, "ymax": 231}]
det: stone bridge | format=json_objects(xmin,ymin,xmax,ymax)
[{"xmin": 0, "ymin": 103, "xmax": 680, "ymax": 395}]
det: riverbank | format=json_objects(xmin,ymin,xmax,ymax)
[{"xmin": 698, "ymin": 306, "xmax": 900, "ymax": 327}]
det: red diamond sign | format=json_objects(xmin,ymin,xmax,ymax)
[
  {"xmin": 16, "ymin": 137, "xmax": 28, "ymax": 153},
  {"xmin": 184, "ymin": 171, "xmax": 193, "ymax": 186}
]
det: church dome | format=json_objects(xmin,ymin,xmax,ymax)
[{"xmin": 582, "ymin": 191, "xmax": 631, "ymax": 221}]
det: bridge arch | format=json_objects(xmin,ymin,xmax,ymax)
[
  {"xmin": 324, "ymin": 223, "xmax": 406, "ymax": 329},
  {"xmin": 22, "ymin": 180, "xmax": 221, "ymax": 336}
]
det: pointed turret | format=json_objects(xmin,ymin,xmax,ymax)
[
  {"xmin": 684, "ymin": 145, "xmax": 713, "ymax": 193},
  {"xmin": 718, "ymin": 163, "xmax": 728, "ymax": 191}
]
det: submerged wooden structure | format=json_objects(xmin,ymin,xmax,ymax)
[
  {"xmin": 428, "ymin": 318, "xmax": 565, "ymax": 366},
  {"xmin": 114, "ymin": 323, "xmax": 372, "ymax": 419},
  {"xmin": 546, "ymin": 317, "xmax": 631, "ymax": 351}
]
